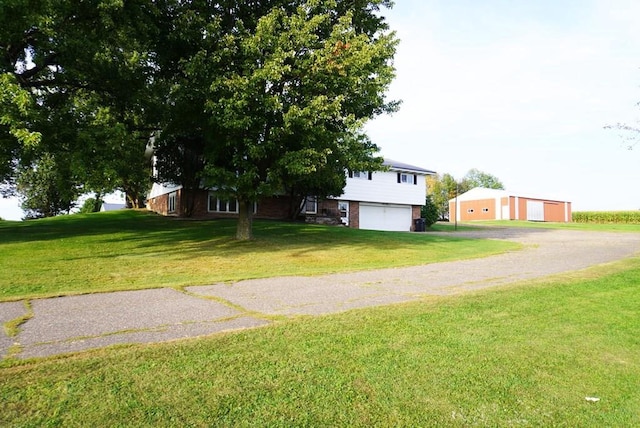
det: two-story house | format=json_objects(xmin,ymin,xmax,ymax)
[{"xmin": 146, "ymin": 159, "xmax": 435, "ymax": 231}]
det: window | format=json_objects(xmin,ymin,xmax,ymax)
[
  {"xmin": 467, "ymin": 208, "xmax": 474, "ymax": 213},
  {"xmin": 338, "ymin": 201, "xmax": 348, "ymax": 217},
  {"xmin": 302, "ymin": 196, "xmax": 317, "ymax": 214},
  {"xmin": 207, "ymin": 193, "xmax": 257, "ymax": 214},
  {"xmin": 397, "ymin": 173, "xmax": 417, "ymax": 185},
  {"xmin": 168, "ymin": 192, "xmax": 177, "ymax": 213},
  {"xmin": 349, "ymin": 171, "xmax": 372, "ymax": 180},
  {"xmin": 482, "ymin": 208, "xmax": 489, "ymax": 213},
  {"xmin": 208, "ymin": 194, "xmax": 237, "ymax": 213}
]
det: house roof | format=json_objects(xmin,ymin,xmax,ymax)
[
  {"xmin": 383, "ymin": 159, "xmax": 436, "ymax": 175},
  {"xmin": 100, "ymin": 203, "xmax": 127, "ymax": 211}
]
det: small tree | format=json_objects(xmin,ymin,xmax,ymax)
[
  {"xmin": 79, "ymin": 197, "xmax": 103, "ymax": 213},
  {"xmin": 427, "ymin": 173, "xmax": 458, "ymax": 220},
  {"xmin": 421, "ymin": 195, "xmax": 439, "ymax": 228}
]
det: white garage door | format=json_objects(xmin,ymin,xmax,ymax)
[
  {"xmin": 359, "ymin": 203, "xmax": 412, "ymax": 231},
  {"xmin": 526, "ymin": 200, "xmax": 544, "ymax": 221}
]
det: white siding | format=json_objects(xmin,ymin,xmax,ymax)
[
  {"xmin": 148, "ymin": 182, "xmax": 182, "ymax": 199},
  {"xmin": 339, "ymin": 170, "xmax": 426, "ymax": 205}
]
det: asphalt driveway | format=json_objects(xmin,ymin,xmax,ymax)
[{"xmin": 2, "ymin": 227, "xmax": 639, "ymax": 359}]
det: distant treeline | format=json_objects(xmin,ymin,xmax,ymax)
[{"xmin": 573, "ymin": 211, "xmax": 640, "ymax": 224}]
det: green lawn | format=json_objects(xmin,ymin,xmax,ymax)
[
  {"xmin": 463, "ymin": 219, "xmax": 640, "ymax": 232},
  {"xmin": 2, "ymin": 258, "xmax": 639, "ymax": 426},
  {"xmin": 0, "ymin": 210, "xmax": 517, "ymax": 301}
]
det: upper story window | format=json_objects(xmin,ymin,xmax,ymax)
[
  {"xmin": 397, "ymin": 173, "xmax": 417, "ymax": 185},
  {"xmin": 349, "ymin": 171, "xmax": 372, "ymax": 180}
]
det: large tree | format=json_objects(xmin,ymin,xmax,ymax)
[
  {"xmin": 2, "ymin": 1, "xmax": 398, "ymax": 235},
  {"xmin": 195, "ymin": 0, "xmax": 397, "ymax": 239},
  {"xmin": 1, "ymin": 0, "xmax": 157, "ymax": 212}
]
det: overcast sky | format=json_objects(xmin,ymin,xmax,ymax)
[
  {"xmin": 1, "ymin": 0, "xmax": 639, "ymax": 220},
  {"xmin": 367, "ymin": 0, "xmax": 640, "ymax": 211}
]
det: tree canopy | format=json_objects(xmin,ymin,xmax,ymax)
[
  {"xmin": 1, "ymin": 1, "xmax": 398, "ymax": 236},
  {"xmin": 459, "ymin": 168, "xmax": 504, "ymax": 193},
  {"xmin": 1, "ymin": 0, "xmax": 159, "ymax": 214}
]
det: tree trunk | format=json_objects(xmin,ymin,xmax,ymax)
[{"xmin": 236, "ymin": 199, "xmax": 253, "ymax": 240}]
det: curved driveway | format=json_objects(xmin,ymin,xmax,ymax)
[{"xmin": 3, "ymin": 227, "xmax": 640, "ymax": 359}]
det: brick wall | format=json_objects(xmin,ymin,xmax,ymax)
[
  {"xmin": 411, "ymin": 205, "xmax": 421, "ymax": 231},
  {"xmin": 349, "ymin": 201, "xmax": 360, "ymax": 229},
  {"xmin": 148, "ymin": 189, "xmax": 292, "ymax": 220}
]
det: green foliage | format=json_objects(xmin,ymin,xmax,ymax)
[
  {"xmin": 459, "ymin": 168, "xmax": 504, "ymax": 192},
  {"xmin": 191, "ymin": 0, "xmax": 397, "ymax": 238},
  {"xmin": 2, "ymin": 1, "xmax": 398, "ymax": 233},
  {"xmin": 427, "ymin": 173, "xmax": 458, "ymax": 220},
  {"xmin": 428, "ymin": 169, "xmax": 504, "ymax": 220},
  {"xmin": 420, "ymin": 194, "xmax": 439, "ymax": 227},
  {"xmin": 2, "ymin": 259, "xmax": 640, "ymax": 426},
  {"xmin": 573, "ymin": 211, "xmax": 640, "ymax": 224},
  {"xmin": 17, "ymin": 153, "xmax": 78, "ymax": 218},
  {"xmin": 1, "ymin": 0, "xmax": 156, "ymax": 209},
  {"xmin": 0, "ymin": 210, "xmax": 517, "ymax": 301},
  {"xmin": 79, "ymin": 198, "xmax": 103, "ymax": 214}
]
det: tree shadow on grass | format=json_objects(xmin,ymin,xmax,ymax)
[{"xmin": 0, "ymin": 210, "xmax": 523, "ymax": 263}]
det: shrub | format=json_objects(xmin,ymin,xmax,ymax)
[
  {"xmin": 79, "ymin": 198, "xmax": 103, "ymax": 214},
  {"xmin": 421, "ymin": 195, "xmax": 440, "ymax": 227}
]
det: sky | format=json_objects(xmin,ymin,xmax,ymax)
[
  {"xmin": 1, "ymin": 0, "xmax": 639, "ymax": 220},
  {"xmin": 367, "ymin": 0, "xmax": 640, "ymax": 211}
]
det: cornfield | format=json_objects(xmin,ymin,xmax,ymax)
[{"xmin": 572, "ymin": 211, "xmax": 640, "ymax": 224}]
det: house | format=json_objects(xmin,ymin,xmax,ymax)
[
  {"xmin": 146, "ymin": 159, "xmax": 436, "ymax": 231},
  {"xmin": 449, "ymin": 187, "xmax": 572, "ymax": 222}
]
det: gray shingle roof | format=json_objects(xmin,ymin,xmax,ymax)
[{"xmin": 383, "ymin": 159, "xmax": 436, "ymax": 175}]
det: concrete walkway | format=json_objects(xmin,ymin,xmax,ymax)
[{"xmin": 2, "ymin": 227, "xmax": 639, "ymax": 359}]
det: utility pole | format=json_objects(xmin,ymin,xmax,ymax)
[{"xmin": 454, "ymin": 182, "xmax": 458, "ymax": 231}]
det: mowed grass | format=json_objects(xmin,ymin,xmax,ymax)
[
  {"xmin": 469, "ymin": 219, "xmax": 640, "ymax": 233},
  {"xmin": 2, "ymin": 258, "xmax": 639, "ymax": 426},
  {"xmin": 0, "ymin": 210, "xmax": 517, "ymax": 301}
]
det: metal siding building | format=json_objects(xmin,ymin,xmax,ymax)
[{"xmin": 449, "ymin": 187, "xmax": 572, "ymax": 223}]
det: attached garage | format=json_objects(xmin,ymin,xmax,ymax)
[{"xmin": 359, "ymin": 203, "xmax": 413, "ymax": 231}]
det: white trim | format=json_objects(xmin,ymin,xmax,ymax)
[
  {"xmin": 168, "ymin": 192, "xmax": 177, "ymax": 213},
  {"xmin": 338, "ymin": 201, "xmax": 349, "ymax": 226}
]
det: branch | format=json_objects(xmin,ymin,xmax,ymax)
[{"xmin": 15, "ymin": 52, "xmax": 59, "ymax": 83}]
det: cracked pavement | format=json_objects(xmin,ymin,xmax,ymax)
[{"xmin": 2, "ymin": 227, "xmax": 639, "ymax": 359}]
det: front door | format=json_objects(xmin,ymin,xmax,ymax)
[{"xmin": 338, "ymin": 201, "xmax": 349, "ymax": 226}]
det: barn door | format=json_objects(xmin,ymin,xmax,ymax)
[{"xmin": 526, "ymin": 201, "xmax": 544, "ymax": 221}]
